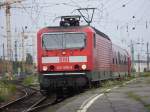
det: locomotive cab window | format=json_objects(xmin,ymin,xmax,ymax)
[
  {"xmin": 64, "ymin": 33, "xmax": 86, "ymax": 49},
  {"xmin": 42, "ymin": 32, "xmax": 86, "ymax": 50},
  {"xmin": 42, "ymin": 33, "xmax": 62, "ymax": 50}
]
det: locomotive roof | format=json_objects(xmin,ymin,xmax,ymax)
[
  {"xmin": 92, "ymin": 27, "xmax": 110, "ymax": 40},
  {"xmin": 45, "ymin": 26, "xmax": 110, "ymax": 40}
]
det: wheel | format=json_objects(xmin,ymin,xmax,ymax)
[
  {"xmin": 40, "ymin": 84, "xmax": 49, "ymax": 96},
  {"xmin": 56, "ymin": 87, "xmax": 64, "ymax": 99}
]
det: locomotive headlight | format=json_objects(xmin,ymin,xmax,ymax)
[
  {"xmin": 81, "ymin": 64, "xmax": 87, "ymax": 70},
  {"xmin": 43, "ymin": 66, "xmax": 48, "ymax": 71}
]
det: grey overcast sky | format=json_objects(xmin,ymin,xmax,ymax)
[{"xmin": 0, "ymin": 0, "xmax": 150, "ymax": 59}]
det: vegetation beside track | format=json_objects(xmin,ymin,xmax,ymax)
[
  {"xmin": 101, "ymin": 76, "xmax": 135, "ymax": 89},
  {"xmin": 140, "ymin": 72, "xmax": 150, "ymax": 77},
  {"xmin": 101, "ymin": 72, "xmax": 150, "ymax": 88},
  {"xmin": 0, "ymin": 74, "xmax": 39, "ymax": 102},
  {"xmin": 101, "ymin": 73, "xmax": 150, "ymax": 111},
  {"xmin": 22, "ymin": 74, "xmax": 38, "ymax": 86},
  {"xmin": 0, "ymin": 81, "xmax": 16, "ymax": 102}
]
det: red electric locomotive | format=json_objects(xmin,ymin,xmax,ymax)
[{"xmin": 37, "ymin": 15, "xmax": 131, "ymax": 95}]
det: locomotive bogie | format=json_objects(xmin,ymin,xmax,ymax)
[{"xmin": 39, "ymin": 72, "xmax": 88, "ymax": 95}]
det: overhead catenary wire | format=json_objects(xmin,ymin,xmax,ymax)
[
  {"xmin": 1, "ymin": 1, "xmax": 150, "ymax": 39},
  {"xmin": 18, "ymin": 2, "xmax": 39, "ymax": 28}
]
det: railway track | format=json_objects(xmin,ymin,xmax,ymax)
[
  {"xmin": 0, "ymin": 90, "xmax": 63, "ymax": 112},
  {"xmin": 0, "ymin": 85, "xmax": 40, "ymax": 112},
  {"xmin": 0, "ymin": 80, "xmax": 65, "ymax": 112},
  {"xmin": 23, "ymin": 95, "xmax": 58, "ymax": 112}
]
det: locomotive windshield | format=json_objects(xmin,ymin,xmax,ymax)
[{"xmin": 42, "ymin": 33, "xmax": 86, "ymax": 50}]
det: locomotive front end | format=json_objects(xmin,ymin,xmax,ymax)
[
  {"xmin": 37, "ymin": 16, "xmax": 94, "ymax": 95},
  {"xmin": 40, "ymin": 32, "xmax": 89, "ymax": 73}
]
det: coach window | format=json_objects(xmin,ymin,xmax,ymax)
[
  {"xmin": 124, "ymin": 56, "xmax": 125, "ymax": 64},
  {"xmin": 93, "ymin": 33, "xmax": 96, "ymax": 48},
  {"xmin": 113, "ymin": 58, "xmax": 115, "ymax": 64},
  {"xmin": 122, "ymin": 56, "xmax": 123, "ymax": 64},
  {"xmin": 115, "ymin": 52, "xmax": 117, "ymax": 64},
  {"xmin": 124, "ymin": 56, "xmax": 127, "ymax": 64},
  {"xmin": 116, "ymin": 58, "xmax": 118, "ymax": 64},
  {"xmin": 118, "ymin": 52, "xmax": 121, "ymax": 64},
  {"xmin": 121, "ymin": 55, "xmax": 122, "ymax": 64},
  {"xmin": 116, "ymin": 55, "xmax": 118, "ymax": 64},
  {"xmin": 120, "ymin": 54, "xmax": 122, "ymax": 64}
]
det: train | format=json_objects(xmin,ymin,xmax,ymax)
[{"xmin": 37, "ymin": 15, "xmax": 131, "ymax": 96}]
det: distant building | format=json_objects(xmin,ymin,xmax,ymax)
[{"xmin": 134, "ymin": 60, "xmax": 149, "ymax": 72}]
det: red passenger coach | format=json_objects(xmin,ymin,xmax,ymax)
[
  {"xmin": 112, "ymin": 44, "xmax": 130, "ymax": 78},
  {"xmin": 37, "ymin": 16, "xmax": 131, "ymax": 95}
]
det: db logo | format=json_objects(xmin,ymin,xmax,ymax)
[{"xmin": 59, "ymin": 57, "xmax": 69, "ymax": 62}]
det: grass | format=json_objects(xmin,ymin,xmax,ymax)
[
  {"xmin": 126, "ymin": 91, "xmax": 142, "ymax": 102},
  {"xmin": 104, "ymin": 80, "xmax": 122, "ymax": 87},
  {"xmin": 126, "ymin": 91, "xmax": 150, "ymax": 112},
  {"xmin": 22, "ymin": 75, "xmax": 38, "ymax": 86},
  {"xmin": 137, "ymin": 72, "xmax": 150, "ymax": 84},
  {"xmin": 100, "ymin": 75, "xmax": 136, "ymax": 94},
  {"xmin": 101, "ymin": 76, "xmax": 134, "ymax": 89},
  {"xmin": 0, "ymin": 81, "xmax": 16, "ymax": 102},
  {"xmin": 0, "ymin": 74, "xmax": 38, "ymax": 102},
  {"xmin": 140, "ymin": 72, "xmax": 150, "ymax": 77},
  {"xmin": 101, "ymin": 80, "xmax": 114, "ymax": 88}
]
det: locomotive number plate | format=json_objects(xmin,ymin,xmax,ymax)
[{"xmin": 57, "ymin": 66, "xmax": 73, "ymax": 70}]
